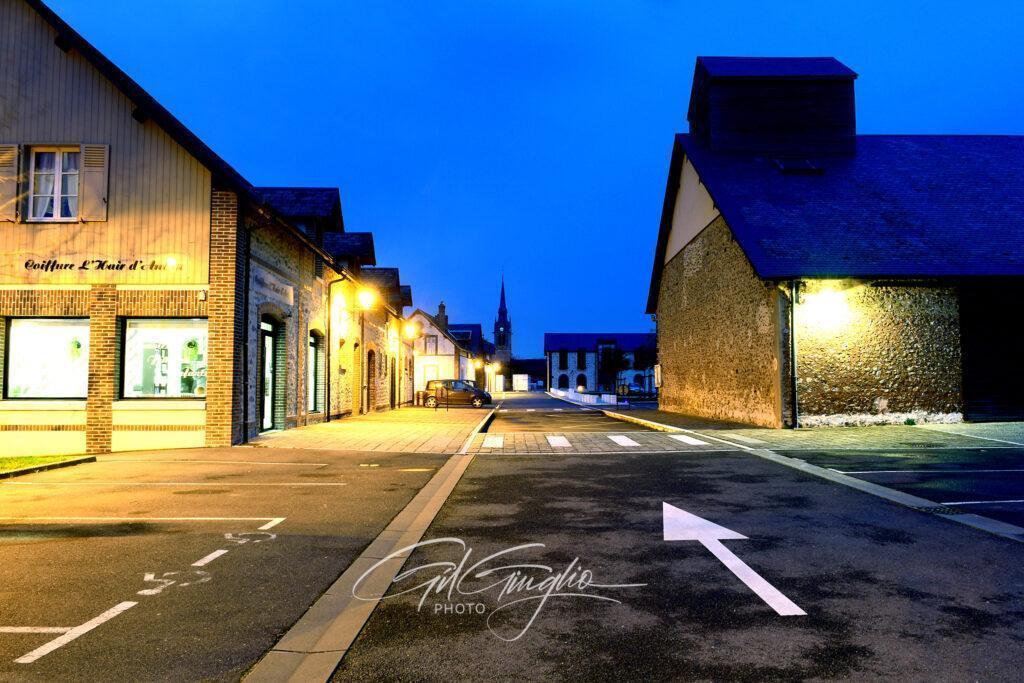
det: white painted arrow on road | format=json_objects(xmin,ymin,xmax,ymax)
[{"xmin": 662, "ymin": 502, "xmax": 805, "ymax": 616}]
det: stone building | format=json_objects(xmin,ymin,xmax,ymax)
[
  {"xmin": 0, "ymin": 0, "xmax": 413, "ymax": 455},
  {"xmin": 544, "ymin": 333, "xmax": 656, "ymax": 393},
  {"xmin": 646, "ymin": 56, "xmax": 1024, "ymax": 427},
  {"xmin": 492, "ymin": 278, "xmax": 512, "ymax": 367}
]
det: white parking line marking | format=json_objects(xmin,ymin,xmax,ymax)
[
  {"xmin": 0, "ymin": 516, "xmax": 287, "ymax": 530},
  {"xmin": 482, "ymin": 435, "xmax": 505, "ymax": 448},
  {"xmin": 259, "ymin": 517, "xmax": 286, "ymax": 530},
  {"xmin": 0, "ymin": 627, "xmax": 72, "ymax": 634},
  {"xmin": 841, "ymin": 469, "xmax": 1024, "ymax": 475},
  {"xmin": 2, "ymin": 481, "xmax": 346, "ymax": 487},
  {"xmin": 727, "ymin": 434, "xmax": 766, "ymax": 444},
  {"xmin": 546, "ymin": 435, "xmax": 572, "ymax": 448},
  {"xmin": 942, "ymin": 499, "xmax": 1024, "ymax": 506},
  {"xmin": 916, "ymin": 425, "xmax": 1024, "ymax": 446},
  {"xmin": 14, "ymin": 601, "xmax": 137, "ymax": 664},
  {"xmin": 192, "ymin": 549, "xmax": 229, "ymax": 567},
  {"xmin": 526, "ymin": 409, "xmax": 536, "ymax": 412},
  {"xmin": 669, "ymin": 434, "xmax": 710, "ymax": 446},
  {"xmin": 554, "ymin": 408, "xmax": 564, "ymax": 411},
  {"xmin": 608, "ymin": 435, "xmax": 640, "ymax": 447},
  {"xmin": 100, "ymin": 459, "xmax": 328, "ymax": 467}
]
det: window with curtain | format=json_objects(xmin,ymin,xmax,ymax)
[
  {"xmin": 5, "ymin": 318, "xmax": 90, "ymax": 398},
  {"xmin": 30, "ymin": 148, "xmax": 79, "ymax": 220},
  {"xmin": 122, "ymin": 319, "xmax": 208, "ymax": 398},
  {"xmin": 424, "ymin": 335, "xmax": 438, "ymax": 355}
]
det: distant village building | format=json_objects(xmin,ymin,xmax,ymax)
[
  {"xmin": 0, "ymin": 0, "xmax": 414, "ymax": 456},
  {"xmin": 407, "ymin": 303, "xmax": 500, "ymax": 392},
  {"xmin": 646, "ymin": 56, "xmax": 1024, "ymax": 427},
  {"xmin": 544, "ymin": 333, "xmax": 656, "ymax": 393}
]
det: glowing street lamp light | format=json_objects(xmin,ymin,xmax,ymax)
[
  {"xmin": 403, "ymin": 321, "xmax": 421, "ymax": 340},
  {"xmin": 357, "ymin": 288, "xmax": 377, "ymax": 310},
  {"xmin": 473, "ymin": 359, "xmax": 484, "ymax": 370}
]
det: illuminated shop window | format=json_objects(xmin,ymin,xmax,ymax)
[
  {"xmin": 123, "ymin": 319, "xmax": 208, "ymax": 398},
  {"xmin": 5, "ymin": 318, "xmax": 90, "ymax": 398}
]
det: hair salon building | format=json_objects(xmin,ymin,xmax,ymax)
[{"xmin": 0, "ymin": 0, "xmax": 413, "ymax": 456}]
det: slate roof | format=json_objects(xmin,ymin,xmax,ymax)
[
  {"xmin": 696, "ymin": 56, "xmax": 856, "ymax": 80},
  {"xmin": 256, "ymin": 187, "xmax": 341, "ymax": 221},
  {"xmin": 647, "ymin": 133, "xmax": 1024, "ymax": 311},
  {"xmin": 448, "ymin": 324, "xmax": 490, "ymax": 357},
  {"xmin": 544, "ymin": 333, "xmax": 655, "ymax": 353},
  {"xmin": 359, "ymin": 267, "xmax": 405, "ymax": 310},
  {"xmin": 324, "ymin": 232, "xmax": 376, "ymax": 266},
  {"xmin": 399, "ymin": 285, "xmax": 413, "ymax": 308}
]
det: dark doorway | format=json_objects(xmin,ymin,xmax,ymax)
[
  {"xmin": 366, "ymin": 350, "xmax": 376, "ymax": 412},
  {"xmin": 557, "ymin": 374, "xmax": 569, "ymax": 389},
  {"xmin": 258, "ymin": 319, "xmax": 278, "ymax": 431},
  {"xmin": 390, "ymin": 356, "xmax": 397, "ymax": 409},
  {"xmin": 960, "ymin": 282, "xmax": 1024, "ymax": 421},
  {"xmin": 576, "ymin": 374, "xmax": 587, "ymax": 390}
]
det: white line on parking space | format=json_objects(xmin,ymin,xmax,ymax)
[
  {"xmin": 482, "ymin": 435, "xmax": 504, "ymax": 448},
  {"xmin": 526, "ymin": 409, "xmax": 536, "ymax": 412},
  {"xmin": 608, "ymin": 435, "xmax": 640, "ymax": 447},
  {"xmin": 546, "ymin": 435, "xmax": 572, "ymax": 448},
  {"xmin": 727, "ymin": 434, "xmax": 766, "ymax": 444},
  {"xmin": 100, "ymin": 459, "xmax": 328, "ymax": 467},
  {"xmin": 14, "ymin": 601, "xmax": 137, "ymax": 664},
  {"xmin": 0, "ymin": 516, "xmax": 287, "ymax": 530},
  {"xmin": 554, "ymin": 408, "xmax": 564, "ymax": 411},
  {"xmin": 840, "ymin": 469, "xmax": 1024, "ymax": 475},
  {"xmin": 0, "ymin": 627, "xmax": 72, "ymax": 634},
  {"xmin": 942, "ymin": 499, "xmax": 1024, "ymax": 506},
  {"xmin": 2, "ymin": 481, "xmax": 346, "ymax": 487},
  {"xmin": 192, "ymin": 549, "xmax": 229, "ymax": 567},
  {"xmin": 669, "ymin": 434, "xmax": 711, "ymax": 446},
  {"xmin": 916, "ymin": 425, "xmax": 1024, "ymax": 446}
]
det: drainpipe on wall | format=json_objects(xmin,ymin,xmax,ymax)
[
  {"xmin": 788, "ymin": 280, "xmax": 800, "ymax": 429},
  {"xmin": 240, "ymin": 210, "xmax": 251, "ymax": 444}
]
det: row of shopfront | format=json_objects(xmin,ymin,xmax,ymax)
[{"xmin": 0, "ymin": 0, "xmax": 425, "ymax": 455}]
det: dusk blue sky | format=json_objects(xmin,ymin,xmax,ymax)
[{"xmin": 49, "ymin": 0, "xmax": 1024, "ymax": 357}]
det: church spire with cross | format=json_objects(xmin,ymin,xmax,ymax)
[{"xmin": 494, "ymin": 277, "xmax": 512, "ymax": 364}]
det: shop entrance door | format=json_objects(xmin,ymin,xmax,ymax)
[{"xmin": 259, "ymin": 320, "xmax": 277, "ymax": 431}]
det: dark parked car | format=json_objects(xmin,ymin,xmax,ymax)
[{"xmin": 422, "ymin": 379, "xmax": 492, "ymax": 408}]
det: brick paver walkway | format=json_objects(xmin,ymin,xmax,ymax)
[{"xmin": 246, "ymin": 407, "xmax": 489, "ymax": 453}]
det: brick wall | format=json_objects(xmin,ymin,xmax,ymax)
[
  {"xmin": 657, "ymin": 216, "xmax": 784, "ymax": 427},
  {"xmin": 206, "ymin": 189, "xmax": 242, "ymax": 446}
]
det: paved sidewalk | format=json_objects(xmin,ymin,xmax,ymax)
[
  {"xmin": 616, "ymin": 410, "xmax": 1024, "ymax": 451},
  {"xmin": 246, "ymin": 407, "xmax": 489, "ymax": 453}
]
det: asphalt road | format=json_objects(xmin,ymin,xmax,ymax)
[
  {"xmin": 0, "ymin": 447, "xmax": 447, "ymax": 682},
  {"xmin": 336, "ymin": 448, "xmax": 1024, "ymax": 681},
  {"xmin": 491, "ymin": 392, "xmax": 650, "ymax": 433},
  {"xmin": 784, "ymin": 447, "xmax": 1024, "ymax": 527}
]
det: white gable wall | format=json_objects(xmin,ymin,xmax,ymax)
[{"xmin": 663, "ymin": 157, "xmax": 719, "ymax": 265}]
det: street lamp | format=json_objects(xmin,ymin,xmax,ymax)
[{"xmin": 403, "ymin": 321, "xmax": 421, "ymax": 340}]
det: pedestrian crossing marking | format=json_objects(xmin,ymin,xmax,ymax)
[
  {"xmin": 482, "ymin": 435, "xmax": 504, "ymax": 449},
  {"xmin": 608, "ymin": 435, "xmax": 640, "ymax": 447},
  {"xmin": 728, "ymin": 434, "xmax": 766, "ymax": 444},
  {"xmin": 546, "ymin": 435, "xmax": 572, "ymax": 448},
  {"xmin": 669, "ymin": 434, "xmax": 710, "ymax": 446}
]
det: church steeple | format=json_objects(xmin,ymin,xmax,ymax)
[{"xmin": 494, "ymin": 278, "xmax": 512, "ymax": 363}]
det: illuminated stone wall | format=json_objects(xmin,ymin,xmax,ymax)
[
  {"xmin": 795, "ymin": 281, "xmax": 962, "ymax": 419},
  {"xmin": 657, "ymin": 216, "xmax": 784, "ymax": 427}
]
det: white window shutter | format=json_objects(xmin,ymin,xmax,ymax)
[
  {"xmin": 0, "ymin": 144, "xmax": 18, "ymax": 222},
  {"xmin": 80, "ymin": 144, "xmax": 109, "ymax": 221}
]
